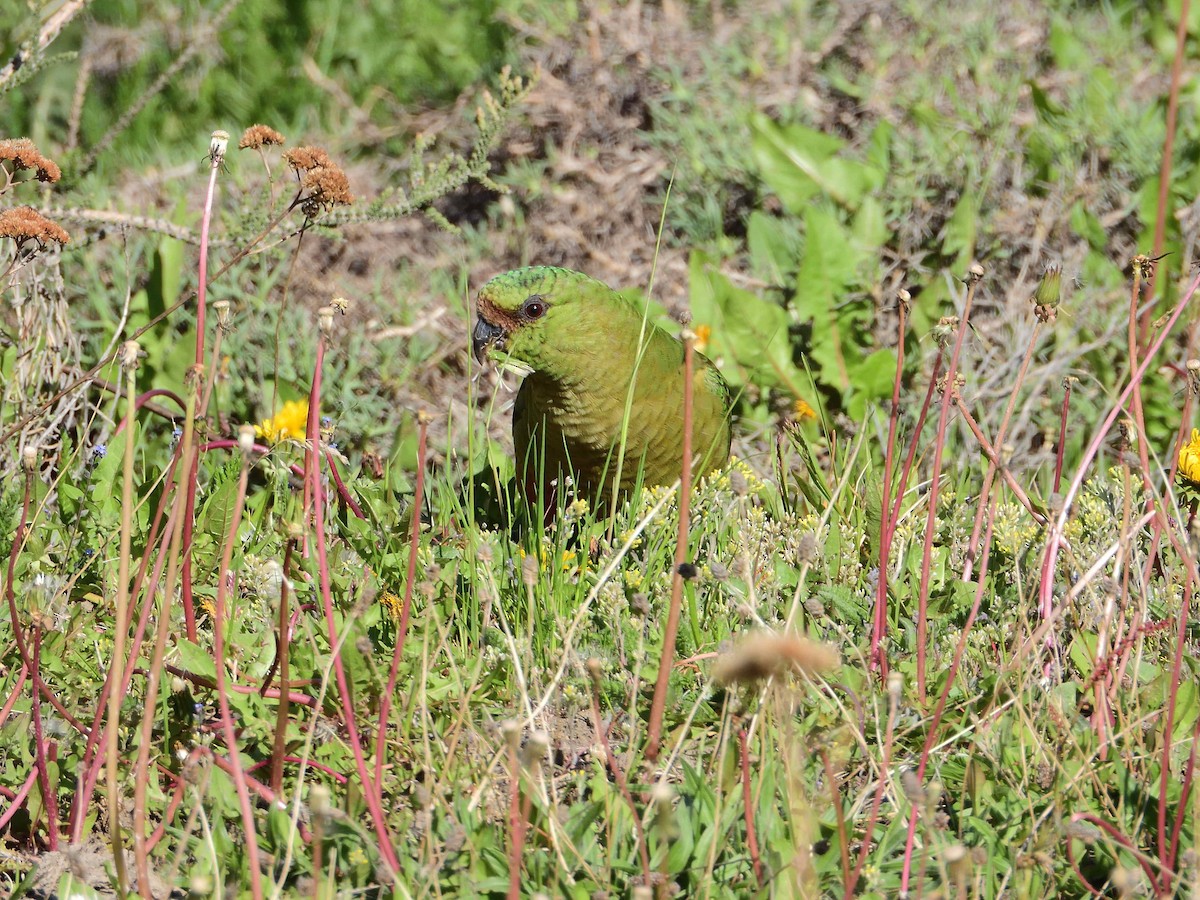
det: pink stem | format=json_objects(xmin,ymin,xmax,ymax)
[{"xmin": 375, "ymin": 414, "xmax": 428, "ymax": 785}]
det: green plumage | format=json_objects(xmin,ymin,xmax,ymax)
[{"xmin": 473, "ymin": 267, "xmax": 732, "ymax": 512}]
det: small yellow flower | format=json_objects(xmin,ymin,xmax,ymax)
[
  {"xmin": 379, "ymin": 591, "xmax": 403, "ymax": 621},
  {"xmin": 1179, "ymin": 429, "xmax": 1200, "ymax": 486},
  {"xmin": 693, "ymin": 323, "xmax": 712, "ymax": 354},
  {"xmin": 255, "ymin": 399, "xmax": 310, "ymax": 444},
  {"xmin": 793, "ymin": 398, "xmax": 817, "ymax": 420}
]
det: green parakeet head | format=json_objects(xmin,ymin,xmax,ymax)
[{"xmin": 472, "ymin": 266, "xmax": 614, "ymax": 370}]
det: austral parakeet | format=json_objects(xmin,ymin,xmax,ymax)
[{"xmin": 472, "ymin": 267, "xmax": 732, "ymax": 513}]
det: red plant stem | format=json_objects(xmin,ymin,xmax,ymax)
[
  {"xmin": 269, "ymin": 537, "xmax": 295, "ymax": 796},
  {"xmin": 30, "ymin": 624, "xmax": 58, "ymax": 849},
  {"xmin": 846, "ymin": 678, "xmax": 901, "ymax": 897},
  {"xmin": 954, "ymin": 400, "xmax": 1048, "ymax": 526},
  {"xmin": 888, "ymin": 355, "xmax": 944, "ymax": 533},
  {"xmin": 1040, "ymin": 270, "xmax": 1200, "ymax": 643},
  {"xmin": 588, "ymin": 675, "xmax": 651, "ymax": 881},
  {"xmin": 199, "ymin": 440, "xmax": 364, "ymax": 519},
  {"xmin": 195, "ymin": 143, "xmax": 219, "ymax": 368},
  {"xmin": 1053, "ymin": 378, "xmax": 1072, "ymax": 494},
  {"xmin": 307, "ymin": 327, "xmax": 401, "ymax": 877},
  {"xmin": 506, "ymin": 741, "xmax": 525, "ymax": 900},
  {"xmin": 740, "ymin": 727, "xmax": 766, "ymax": 887},
  {"xmin": 1142, "ymin": 0, "xmax": 1190, "ymax": 343},
  {"xmin": 646, "ymin": 335, "xmax": 695, "ymax": 760},
  {"xmin": 0, "ymin": 663, "xmax": 27, "ymax": 729},
  {"xmin": 900, "ymin": 491, "xmax": 999, "ymax": 893},
  {"xmin": 70, "ymin": 481, "xmax": 179, "ymax": 843},
  {"xmin": 1127, "ymin": 267, "xmax": 1155, "ymax": 500},
  {"xmin": 871, "ymin": 297, "xmax": 908, "ymax": 674},
  {"xmin": 133, "ymin": 397, "xmax": 197, "ymax": 898},
  {"xmin": 375, "ymin": 413, "xmax": 429, "ymax": 785},
  {"xmin": 4, "ymin": 468, "xmax": 33, "ymax": 671},
  {"xmin": 1167, "ymin": 703, "xmax": 1200, "ymax": 882},
  {"xmin": 1068, "ymin": 812, "xmax": 1160, "ymax": 888},
  {"xmin": 178, "ymin": 142, "xmax": 223, "ymax": 643},
  {"xmin": 0, "ymin": 768, "xmax": 38, "ymax": 833},
  {"xmin": 112, "ymin": 388, "xmax": 187, "ymax": 435},
  {"xmin": 247, "ymin": 757, "xmax": 348, "ymax": 785},
  {"xmin": 1156, "ymin": 572, "xmax": 1194, "ymax": 890},
  {"xmin": 144, "ymin": 776, "xmax": 187, "ymax": 854},
  {"xmin": 156, "ymin": 661, "xmax": 317, "ymax": 708},
  {"xmin": 4, "ymin": 469, "xmax": 61, "ymax": 848},
  {"xmin": 915, "ymin": 276, "xmax": 979, "ymax": 702},
  {"xmin": 324, "ymin": 447, "xmax": 366, "ymax": 519},
  {"xmin": 212, "ymin": 453, "xmax": 264, "ymax": 900},
  {"xmin": 960, "ymin": 324, "xmax": 1043, "ymax": 586},
  {"xmin": 1143, "ymin": 320, "xmax": 1200, "ymax": 585}
]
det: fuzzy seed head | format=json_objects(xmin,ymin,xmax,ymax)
[
  {"xmin": 317, "ymin": 306, "xmax": 335, "ymax": 337},
  {"xmin": 212, "ymin": 299, "xmax": 232, "ymax": 331},
  {"xmin": 209, "ymin": 130, "xmax": 229, "ymax": 164},
  {"xmin": 713, "ymin": 630, "xmax": 839, "ymax": 685},
  {"xmin": 119, "ymin": 340, "xmax": 141, "ymax": 369},
  {"xmin": 500, "ymin": 719, "xmax": 522, "ymax": 749},
  {"xmin": 237, "ymin": 424, "xmax": 256, "ymax": 455},
  {"xmin": 521, "ymin": 552, "xmax": 538, "ymax": 586},
  {"xmin": 308, "ymin": 784, "xmax": 331, "ymax": 817}
]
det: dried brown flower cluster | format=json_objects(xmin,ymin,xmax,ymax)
[
  {"xmin": 238, "ymin": 124, "xmax": 286, "ymax": 150},
  {"xmin": 0, "ymin": 138, "xmax": 62, "ymax": 183},
  {"xmin": 283, "ymin": 146, "xmax": 352, "ymax": 217},
  {"xmin": 0, "ymin": 206, "xmax": 70, "ymax": 247}
]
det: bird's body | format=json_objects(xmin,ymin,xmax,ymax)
[{"xmin": 473, "ymin": 267, "xmax": 731, "ymax": 514}]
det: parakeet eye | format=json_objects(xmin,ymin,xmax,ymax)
[{"xmin": 522, "ymin": 297, "xmax": 547, "ymax": 320}]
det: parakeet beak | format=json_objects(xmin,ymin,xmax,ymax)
[{"xmin": 472, "ymin": 316, "xmax": 506, "ymax": 364}]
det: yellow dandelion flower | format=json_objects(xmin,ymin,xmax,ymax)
[
  {"xmin": 1179, "ymin": 429, "xmax": 1200, "ymax": 486},
  {"xmin": 255, "ymin": 399, "xmax": 310, "ymax": 444},
  {"xmin": 693, "ymin": 324, "xmax": 712, "ymax": 354},
  {"xmin": 793, "ymin": 398, "xmax": 817, "ymax": 420},
  {"xmin": 379, "ymin": 591, "xmax": 403, "ymax": 622}
]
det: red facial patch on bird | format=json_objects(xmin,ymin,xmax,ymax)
[{"xmin": 476, "ymin": 295, "xmax": 523, "ymax": 333}]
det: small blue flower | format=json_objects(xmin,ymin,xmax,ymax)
[{"xmin": 91, "ymin": 443, "xmax": 107, "ymax": 460}]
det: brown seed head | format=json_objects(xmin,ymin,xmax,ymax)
[
  {"xmin": 239, "ymin": 124, "xmax": 286, "ymax": 150},
  {"xmin": 0, "ymin": 138, "xmax": 61, "ymax": 182},
  {"xmin": 282, "ymin": 146, "xmax": 352, "ymax": 215},
  {"xmin": 300, "ymin": 166, "xmax": 352, "ymax": 215},
  {"xmin": 283, "ymin": 146, "xmax": 333, "ymax": 171},
  {"xmin": 0, "ymin": 206, "xmax": 69, "ymax": 246}
]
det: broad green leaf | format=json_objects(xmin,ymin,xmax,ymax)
[
  {"xmin": 794, "ymin": 206, "xmax": 861, "ymax": 389},
  {"xmin": 177, "ymin": 639, "xmax": 216, "ymax": 680},
  {"xmin": 148, "ymin": 237, "xmax": 184, "ymax": 321},
  {"xmin": 846, "ymin": 348, "xmax": 899, "ymax": 420},
  {"xmin": 750, "ymin": 114, "xmax": 880, "ymax": 211},
  {"xmin": 942, "ymin": 190, "xmax": 979, "ymax": 269},
  {"xmin": 747, "ymin": 210, "xmax": 799, "ymax": 283},
  {"xmin": 689, "ymin": 250, "xmax": 804, "ymax": 395}
]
